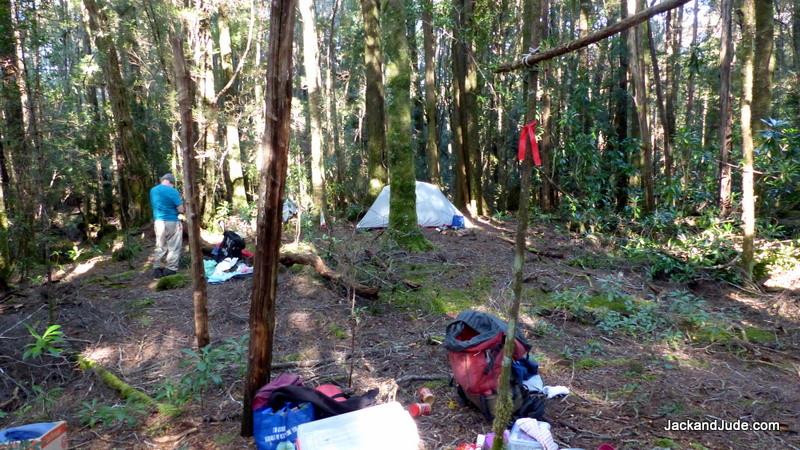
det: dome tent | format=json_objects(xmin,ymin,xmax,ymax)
[{"xmin": 356, "ymin": 181, "xmax": 471, "ymax": 229}]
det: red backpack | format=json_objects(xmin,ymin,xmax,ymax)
[{"xmin": 445, "ymin": 311, "xmax": 544, "ymax": 422}]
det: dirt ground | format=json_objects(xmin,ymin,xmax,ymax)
[{"xmin": 1, "ymin": 218, "xmax": 798, "ymax": 449}]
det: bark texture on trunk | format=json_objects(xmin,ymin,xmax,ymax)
[
  {"xmin": 83, "ymin": 0, "xmax": 149, "ymax": 226},
  {"xmin": 299, "ymin": 0, "xmax": 326, "ymax": 219},
  {"xmin": 218, "ymin": 6, "xmax": 248, "ymax": 210},
  {"xmin": 614, "ymin": 0, "xmax": 630, "ymax": 211},
  {"xmin": 752, "ymin": 0, "xmax": 773, "ymax": 132},
  {"xmin": 422, "ymin": 0, "xmax": 440, "ymax": 185},
  {"xmin": 647, "ymin": 20, "xmax": 670, "ymax": 183},
  {"xmin": 740, "ymin": 0, "xmax": 756, "ymax": 279},
  {"xmin": 170, "ymin": 29, "xmax": 209, "ymax": 350},
  {"xmin": 626, "ymin": 0, "xmax": 654, "ymax": 213},
  {"xmin": 360, "ymin": 0, "xmax": 387, "ymax": 202},
  {"xmin": 241, "ymin": 0, "xmax": 297, "ymax": 437},
  {"xmin": 718, "ymin": 0, "xmax": 734, "ymax": 216}
]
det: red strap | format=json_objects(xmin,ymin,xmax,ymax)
[{"xmin": 517, "ymin": 121, "xmax": 541, "ymax": 167}]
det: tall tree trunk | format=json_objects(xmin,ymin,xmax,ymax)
[
  {"xmin": 299, "ymin": 0, "xmax": 327, "ymax": 221},
  {"xmin": 360, "ymin": 0, "xmax": 387, "ymax": 202},
  {"xmin": 241, "ymin": 0, "xmax": 297, "ymax": 437},
  {"xmin": 384, "ymin": 0, "xmax": 428, "ymax": 250},
  {"xmin": 453, "ymin": 0, "xmax": 484, "ymax": 215},
  {"xmin": 614, "ymin": 1, "xmax": 630, "ymax": 211},
  {"xmin": 0, "ymin": 0, "xmax": 27, "ymax": 212},
  {"xmin": 718, "ymin": 0, "xmax": 734, "ymax": 216},
  {"xmin": 218, "ymin": 5, "xmax": 248, "ymax": 211},
  {"xmin": 740, "ymin": 0, "xmax": 756, "ymax": 280},
  {"xmin": 196, "ymin": 13, "xmax": 219, "ymax": 225},
  {"xmin": 170, "ymin": 27, "xmax": 209, "ymax": 349},
  {"xmin": 450, "ymin": 40, "xmax": 469, "ymax": 210},
  {"xmin": 325, "ymin": 0, "xmax": 345, "ymax": 206},
  {"xmin": 422, "ymin": 0, "xmax": 440, "ymax": 185},
  {"xmin": 646, "ymin": 19, "xmax": 671, "ymax": 184},
  {"xmin": 683, "ymin": 0, "xmax": 698, "ymax": 188},
  {"xmin": 626, "ymin": 0, "xmax": 654, "ymax": 213},
  {"xmin": 492, "ymin": 0, "xmax": 540, "ymax": 443},
  {"xmin": 83, "ymin": 0, "xmax": 149, "ymax": 226},
  {"xmin": 752, "ymin": 0, "xmax": 773, "ymax": 132},
  {"xmin": 664, "ymin": 5, "xmax": 681, "ymax": 180}
]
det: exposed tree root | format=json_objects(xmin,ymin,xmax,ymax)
[{"xmin": 279, "ymin": 251, "xmax": 379, "ymax": 298}]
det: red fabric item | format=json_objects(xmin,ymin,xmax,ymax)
[
  {"xmin": 315, "ymin": 384, "xmax": 346, "ymax": 402},
  {"xmin": 252, "ymin": 373, "xmax": 304, "ymax": 411},
  {"xmin": 448, "ymin": 331, "xmax": 528, "ymax": 396},
  {"xmin": 517, "ymin": 121, "xmax": 542, "ymax": 167},
  {"xmin": 241, "ymin": 249, "xmax": 254, "ymax": 258}
]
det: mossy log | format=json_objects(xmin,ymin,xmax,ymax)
[
  {"xmin": 279, "ymin": 251, "xmax": 379, "ymax": 298},
  {"xmin": 76, "ymin": 355, "xmax": 155, "ymax": 406},
  {"xmin": 76, "ymin": 354, "xmax": 179, "ymax": 416}
]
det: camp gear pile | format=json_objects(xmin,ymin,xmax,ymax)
[{"xmin": 445, "ymin": 310, "xmax": 549, "ymax": 424}]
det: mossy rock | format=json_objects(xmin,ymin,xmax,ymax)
[{"xmin": 155, "ymin": 273, "xmax": 189, "ymax": 291}]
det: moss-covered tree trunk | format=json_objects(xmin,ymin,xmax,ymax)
[
  {"xmin": 384, "ymin": 0, "xmax": 429, "ymax": 251},
  {"xmin": 491, "ymin": 0, "xmax": 540, "ymax": 443},
  {"xmin": 740, "ymin": 0, "xmax": 756, "ymax": 280},
  {"xmin": 241, "ymin": 0, "xmax": 297, "ymax": 437},
  {"xmin": 83, "ymin": 0, "xmax": 149, "ymax": 226},
  {"xmin": 299, "ymin": 0, "xmax": 327, "ymax": 221},
  {"xmin": 421, "ymin": 0, "xmax": 440, "ymax": 185},
  {"xmin": 360, "ymin": 0, "xmax": 387, "ymax": 202}
]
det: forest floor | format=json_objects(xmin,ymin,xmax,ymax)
[{"xmin": 1, "ymin": 216, "xmax": 799, "ymax": 450}]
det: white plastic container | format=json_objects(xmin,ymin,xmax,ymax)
[
  {"xmin": 506, "ymin": 420, "xmax": 551, "ymax": 450},
  {"xmin": 296, "ymin": 402, "xmax": 420, "ymax": 450}
]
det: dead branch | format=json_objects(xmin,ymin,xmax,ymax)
[
  {"xmin": 494, "ymin": 0, "xmax": 692, "ymax": 73},
  {"xmin": 279, "ymin": 251, "xmax": 379, "ymax": 298},
  {"xmin": 395, "ymin": 374, "xmax": 450, "ymax": 385}
]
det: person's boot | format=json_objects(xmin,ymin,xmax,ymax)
[
  {"xmin": 152, "ymin": 268, "xmax": 164, "ymax": 279},
  {"xmin": 161, "ymin": 269, "xmax": 177, "ymax": 277}
]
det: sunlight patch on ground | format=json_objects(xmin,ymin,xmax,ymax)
[
  {"xmin": 82, "ymin": 346, "xmax": 114, "ymax": 364},
  {"xmin": 61, "ymin": 255, "xmax": 110, "ymax": 282},
  {"xmin": 763, "ymin": 264, "xmax": 800, "ymax": 291},
  {"xmin": 289, "ymin": 311, "xmax": 315, "ymax": 332}
]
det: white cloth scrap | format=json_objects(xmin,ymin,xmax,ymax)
[
  {"xmin": 542, "ymin": 385, "xmax": 570, "ymax": 399},
  {"xmin": 516, "ymin": 419, "xmax": 558, "ymax": 450}
]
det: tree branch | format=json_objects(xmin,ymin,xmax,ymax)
[{"xmin": 494, "ymin": 0, "xmax": 692, "ymax": 73}]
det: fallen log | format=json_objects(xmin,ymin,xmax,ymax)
[
  {"xmin": 76, "ymin": 355, "xmax": 176, "ymax": 415},
  {"xmin": 279, "ymin": 251, "xmax": 379, "ymax": 298}
]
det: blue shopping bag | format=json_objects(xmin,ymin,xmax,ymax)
[{"xmin": 253, "ymin": 402, "xmax": 315, "ymax": 450}]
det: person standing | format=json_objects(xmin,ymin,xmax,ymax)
[{"xmin": 150, "ymin": 173, "xmax": 184, "ymax": 278}]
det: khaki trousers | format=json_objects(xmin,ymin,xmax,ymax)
[{"xmin": 153, "ymin": 220, "xmax": 182, "ymax": 271}]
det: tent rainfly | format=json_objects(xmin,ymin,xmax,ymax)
[{"xmin": 356, "ymin": 181, "xmax": 471, "ymax": 230}]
